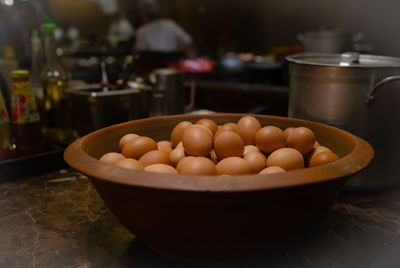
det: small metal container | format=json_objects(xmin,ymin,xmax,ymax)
[
  {"xmin": 67, "ymin": 87, "xmax": 141, "ymax": 136},
  {"xmin": 149, "ymin": 68, "xmax": 185, "ymax": 116}
]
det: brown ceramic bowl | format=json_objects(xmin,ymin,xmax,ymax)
[{"xmin": 64, "ymin": 113, "xmax": 373, "ymax": 264}]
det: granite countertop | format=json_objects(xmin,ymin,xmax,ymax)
[{"xmin": 1, "ymin": 168, "xmax": 400, "ymax": 268}]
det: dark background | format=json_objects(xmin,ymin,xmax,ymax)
[{"xmin": 2, "ymin": 0, "xmax": 399, "ymax": 60}]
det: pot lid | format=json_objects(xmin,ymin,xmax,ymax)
[{"xmin": 286, "ymin": 52, "xmax": 400, "ymax": 68}]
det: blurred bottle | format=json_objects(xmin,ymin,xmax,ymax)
[
  {"xmin": 0, "ymin": 89, "xmax": 15, "ymax": 161},
  {"xmin": 40, "ymin": 22, "xmax": 72, "ymax": 146},
  {"xmin": 30, "ymin": 29, "xmax": 45, "ymax": 119},
  {"xmin": 10, "ymin": 70, "xmax": 44, "ymax": 157},
  {"xmin": 0, "ymin": 23, "xmax": 5, "ymax": 59}
]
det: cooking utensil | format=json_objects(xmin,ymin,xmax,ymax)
[
  {"xmin": 148, "ymin": 68, "xmax": 185, "ymax": 116},
  {"xmin": 116, "ymin": 54, "xmax": 140, "ymax": 89},
  {"xmin": 64, "ymin": 113, "xmax": 373, "ymax": 264},
  {"xmin": 100, "ymin": 60, "xmax": 109, "ymax": 93},
  {"xmin": 286, "ymin": 52, "xmax": 400, "ymax": 191},
  {"xmin": 67, "ymin": 86, "xmax": 141, "ymax": 136}
]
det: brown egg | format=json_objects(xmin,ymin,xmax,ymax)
[
  {"xmin": 283, "ymin": 127, "xmax": 295, "ymax": 141},
  {"xmin": 196, "ymin": 118, "xmax": 218, "ymax": 134},
  {"xmin": 192, "ymin": 124, "xmax": 214, "ymax": 140},
  {"xmin": 180, "ymin": 157, "xmax": 217, "ymax": 175},
  {"xmin": 306, "ymin": 146, "xmax": 332, "ymax": 165},
  {"xmin": 209, "ymin": 149, "xmax": 218, "ymax": 164},
  {"xmin": 214, "ymin": 123, "xmax": 239, "ymax": 139},
  {"xmin": 266, "ymin": 148, "xmax": 304, "ymax": 171},
  {"xmin": 216, "ymin": 157, "xmax": 251, "ymax": 175},
  {"xmin": 157, "ymin": 140, "xmax": 172, "ymax": 149},
  {"xmin": 214, "ymin": 131, "xmax": 244, "ymax": 160},
  {"xmin": 144, "ymin": 164, "xmax": 178, "ymax": 174},
  {"xmin": 121, "ymin": 136, "xmax": 158, "ymax": 159},
  {"xmin": 287, "ymin": 127, "xmax": 315, "ymax": 155},
  {"xmin": 119, "ymin": 133, "xmax": 139, "ymax": 150},
  {"xmin": 309, "ymin": 151, "xmax": 340, "ymax": 167},
  {"xmin": 170, "ymin": 146, "xmax": 186, "ymax": 167},
  {"xmin": 99, "ymin": 152, "xmax": 125, "ymax": 164},
  {"xmin": 243, "ymin": 145, "xmax": 259, "ymax": 156},
  {"xmin": 170, "ymin": 121, "xmax": 193, "ymax": 148},
  {"xmin": 222, "ymin": 122, "xmax": 238, "ymax": 132},
  {"xmin": 115, "ymin": 158, "xmax": 144, "ymax": 171},
  {"xmin": 244, "ymin": 151, "xmax": 267, "ymax": 174},
  {"xmin": 158, "ymin": 140, "xmax": 173, "ymax": 154},
  {"xmin": 255, "ymin": 126, "xmax": 286, "ymax": 154},
  {"xmin": 176, "ymin": 141, "xmax": 183, "ymax": 148},
  {"xmin": 237, "ymin": 115, "xmax": 261, "ymax": 145},
  {"xmin": 182, "ymin": 125, "xmax": 213, "ymax": 157},
  {"xmin": 176, "ymin": 156, "xmax": 195, "ymax": 173},
  {"xmin": 259, "ymin": 166, "xmax": 286, "ymax": 175},
  {"xmin": 313, "ymin": 141, "xmax": 321, "ymax": 149},
  {"xmin": 139, "ymin": 150, "xmax": 170, "ymax": 167},
  {"xmin": 158, "ymin": 144, "xmax": 173, "ymax": 154}
]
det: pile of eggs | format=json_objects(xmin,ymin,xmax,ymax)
[{"xmin": 99, "ymin": 115, "xmax": 340, "ymax": 176}]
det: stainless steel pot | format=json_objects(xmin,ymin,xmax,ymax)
[
  {"xmin": 68, "ymin": 87, "xmax": 141, "ymax": 136},
  {"xmin": 286, "ymin": 52, "xmax": 400, "ymax": 191},
  {"xmin": 149, "ymin": 68, "xmax": 185, "ymax": 117}
]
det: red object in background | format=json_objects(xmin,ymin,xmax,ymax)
[{"xmin": 171, "ymin": 58, "xmax": 215, "ymax": 74}]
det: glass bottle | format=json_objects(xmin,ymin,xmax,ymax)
[
  {"xmin": 30, "ymin": 29, "xmax": 45, "ymax": 120},
  {"xmin": 40, "ymin": 22, "xmax": 72, "ymax": 146},
  {"xmin": 10, "ymin": 70, "xmax": 44, "ymax": 157}
]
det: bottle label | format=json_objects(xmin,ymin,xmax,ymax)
[
  {"xmin": 11, "ymin": 81, "xmax": 40, "ymax": 124},
  {"xmin": 0, "ymin": 91, "xmax": 10, "ymax": 125}
]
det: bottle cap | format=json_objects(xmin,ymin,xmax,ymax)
[
  {"xmin": 41, "ymin": 22, "xmax": 56, "ymax": 34},
  {"xmin": 11, "ymin": 70, "xmax": 30, "ymax": 79}
]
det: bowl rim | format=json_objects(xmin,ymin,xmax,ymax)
[{"xmin": 64, "ymin": 113, "xmax": 374, "ymax": 192}]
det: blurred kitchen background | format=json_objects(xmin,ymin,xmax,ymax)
[{"xmin": 0, "ymin": 0, "xmax": 399, "ymax": 152}]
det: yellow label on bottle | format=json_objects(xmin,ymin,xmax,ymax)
[{"xmin": 11, "ymin": 80, "xmax": 40, "ymax": 124}]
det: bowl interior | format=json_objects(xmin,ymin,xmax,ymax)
[
  {"xmin": 65, "ymin": 113, "xmax": 373, "ymax": 192},
  {"xmin": 87, "ymin": 114, "xmax": 354, "ymax": 158}
]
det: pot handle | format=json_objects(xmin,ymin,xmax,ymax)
[{"xmin": 366, "ymin": 76, "xmax": 400, "ymax": 104}]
